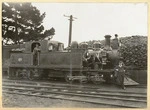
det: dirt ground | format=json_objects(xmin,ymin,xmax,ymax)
[{"xmin": 2, "ymin": 93, "xmax": 107, "ymax": 108}]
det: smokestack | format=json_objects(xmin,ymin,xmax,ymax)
[{"xmin": 104, "ymin": 35, "xmax": 112, "ymax": 51}]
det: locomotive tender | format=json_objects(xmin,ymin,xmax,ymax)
[{"xmin": 8, "ymin": 35, "xmax": 121, "ymax": 84}]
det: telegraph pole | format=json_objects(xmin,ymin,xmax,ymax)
[{"xmin": 64, "ymin": 15, "xmax": 77, "ymax": 47}]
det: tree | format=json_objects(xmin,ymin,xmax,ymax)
[
  {"xmin": 44, "ymin": 27, "xmax": 55, "ymax": 40},
  {"xmin": 2, "ymin": 2, "xmax": 55, "ymax": 45}
]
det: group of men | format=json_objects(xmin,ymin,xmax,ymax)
[{"xmin": 83, "ymin": 50, "xmax": 126, "ymax": 90}]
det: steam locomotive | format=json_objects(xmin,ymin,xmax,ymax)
[{"xmin": 8, "ymin": 35, "xmax": 121, "ymax": 84}]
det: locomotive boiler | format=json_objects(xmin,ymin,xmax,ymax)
[{"xmin": 8, "ymin": 35, "xmax": 121, "ymax": 84}]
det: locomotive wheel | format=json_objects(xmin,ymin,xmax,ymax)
[
  {"xmin": 28, "ymin": 70, "xmax": 34, "ymax": 80},
  {"xmin": 65, "ymin": 73, "xmax": 72, "ymax": 83},
  {"xmin": 104, "ymin": 75, "xmax": 111, "ymax": 84},
  {"xmin": 8, "ymin": 68, "xmax": 16, "ymax": 79},
  {"xmin": 15, "ymin": 69, "xmax": 22, "ymax": 79},
  {"xmin": 23, "ymin": 69, "xmax": 28, "ymax": 79},
  {"xmin": 90, "ymin": 73, "xmax": 105, "ymax": 84},
  {"xmin": 94, "ymin": 63, "xmax": 99, "ymax": 69},
  {"xmin": 79, "ymin": 78, "xmax": 88, "ymax": 84},
  {"xmin": 79, "ymin": 72, "xmax": 89, "ymax": 84},
  {"xmin": 17, "ymin": 69, "xmax": 30, "ymax": 79},
  {"xmin": 28, "ymin": 69, "xmax": 41, "ymax": 80}
]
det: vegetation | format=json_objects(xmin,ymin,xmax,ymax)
[
  {"xmin": 2, "ymin": 2, "xmax": 55, "ymax": 45},
  {"xmin": 118, "ymin": 36, "xmax": 147, "ymax": 69}
]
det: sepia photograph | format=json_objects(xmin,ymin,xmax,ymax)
[{"xmin": 2, "ymin": 2, "xmax": 148, "ymax": 108}]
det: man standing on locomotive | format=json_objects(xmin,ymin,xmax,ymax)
[
  {"xmin": 114, "ymin": 60, "xmax": 126, "ymax": 90},
  {"xmin": 113, "ymin": 34, "xmax": 121, "ymax": 49},
  {"xmin": 33, "ymin": 44, "xmax": 41, "ymax": 66}
]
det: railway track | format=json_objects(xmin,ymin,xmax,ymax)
[
  {"xmin": 2, "ymin": 79, "xmax": 147, "ymax": 108},
  {"xmin": 3, "ymin": 78, "xmax": 147, "ymax": 89}
]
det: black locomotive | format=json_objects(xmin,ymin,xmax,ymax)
[{"xmin": 5, "ymin": 34, "xmax": 124, "ymax": 84}]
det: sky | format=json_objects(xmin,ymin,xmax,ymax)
[{"xmin": 32, "ymin": 3, "xmax": 147, "ymax": 47}]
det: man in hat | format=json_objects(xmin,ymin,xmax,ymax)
[
  {"xmin": 113, "ymin": 34, "xmax": 121, "ymax": 49},
  {"xmin": 33, "ymin": 44, "xmax": 41, "ymax": 65},
  {"xmin": 114, "ymin": 60, "xmax": 126, "ymax": 89}
]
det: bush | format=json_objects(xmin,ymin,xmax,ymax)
[
  {"xmin": 83, "ymin": 35, "xmax": 147, "ymax": 69},
  {"xmin": 118, "ymin": 36, "xmax": 147, "ymax": 69}
]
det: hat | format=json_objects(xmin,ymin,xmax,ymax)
[{"xmin": 115, "ymin": 34, "xmax": 118, "ymax": 37}]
